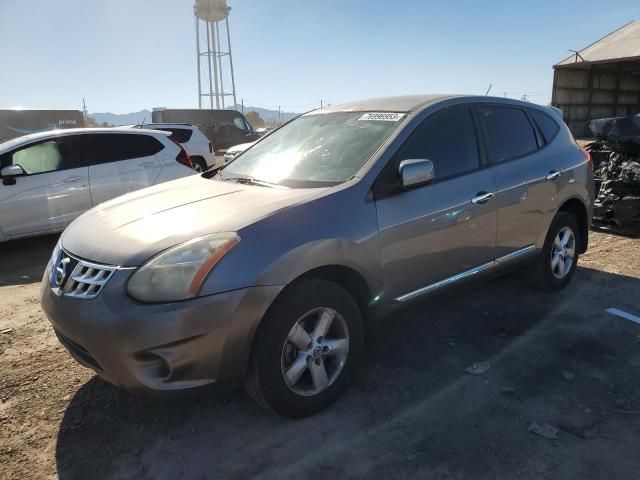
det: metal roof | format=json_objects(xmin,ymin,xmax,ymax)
[
  {"xmin": 306, "ymin": 94, "xmax": 461, "ymax": 114},
  {"xmin": 555, "ymin": 20, "xmax": 640, "ymax": 67}
]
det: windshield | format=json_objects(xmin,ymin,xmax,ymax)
[{"xmin": 219, "ymin": 111, "xmax": 403, "ymax": 187}]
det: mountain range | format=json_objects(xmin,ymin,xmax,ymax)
[{"xmin": 89, "ymin": 105, "xmax": 299, "ymax": 126}]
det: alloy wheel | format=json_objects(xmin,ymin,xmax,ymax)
[
  {"xmin": 280, "ymin": 307, "xmax": 349, "ymax": 397},
  {"xmin": 550, "ymin": 226, "xmax": 575, "ymax": 279}
]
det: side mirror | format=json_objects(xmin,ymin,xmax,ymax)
[
  {"xmin": 1, "ymin": 165, "xmax": 25, "ymax": 177},
  {"xmin": 1, "ymin": 165, "xmax": 25, "ymax": 185},
  {"xmin": 398, "ymin": 159, "xmax": 434, "ymax": 189}
]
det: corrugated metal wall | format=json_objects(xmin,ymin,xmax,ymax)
[{"xmin": 552, "ymin": 61, "xmax": 640, "ymax": 137}]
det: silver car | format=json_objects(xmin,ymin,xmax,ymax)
[{"xmin": 40, "ymin": 95, "xmax": 594, "ymax": 417}]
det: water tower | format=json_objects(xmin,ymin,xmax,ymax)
[{"xmin": 194, "ymin": 0, "xmax": 237, "ymax": 109}]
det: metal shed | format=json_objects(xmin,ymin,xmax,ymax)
[{"xmin": 552, "ymin": 20, "xmax": 640, "ymax": 138}]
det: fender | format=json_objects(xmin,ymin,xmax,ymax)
[
  {"xmin": 199, "ymin": 180, "xmax": 384, "ymax": 298},
  {"xmin": 254, "ymin": 238, "xmax": 383, "ymax": 297}
]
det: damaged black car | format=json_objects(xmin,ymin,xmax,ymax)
[{"xmin": 587, "ymin": 113, "xmax": 640, "ymax": 230}]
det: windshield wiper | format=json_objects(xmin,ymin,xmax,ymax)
[{"xmin": 220, "ymin": 175, "xmax": 282, "ymax": 188}]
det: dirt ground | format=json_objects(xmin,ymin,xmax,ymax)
[{"xmin": 1, "ymin": 230, "xmax": 640, "ymax": 480}]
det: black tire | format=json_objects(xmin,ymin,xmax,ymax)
[
  {"xmin": 245, "ymin": 278, "xmax": 364, "ymax": 418},
  {"xmin": 192, "ymin": 157, "xmax": 207, "ymax": 172},
  {"xmin": 526, "ymin": 211, "xmax": 581, "ymax": 291}
]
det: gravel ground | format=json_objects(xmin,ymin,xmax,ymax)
[{"xmin": 1, "ymin": 230, "xmax": 639, "ymax": 480}]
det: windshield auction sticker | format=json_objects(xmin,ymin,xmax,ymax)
[{"xmin": 358, "ymin": 112, "xmax": 405, "ymax": 122}]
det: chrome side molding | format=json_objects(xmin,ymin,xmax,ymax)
[
  {"xmin": 394, "ymin": 245, "xmax": 536, "ymax": 303},
  {"xmin": 495, "ymin": 245, "xmax": 536, "ymax": 264}
]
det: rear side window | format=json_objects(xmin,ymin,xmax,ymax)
[
  {"xmin": 479, "ymin": 106, "xmax": 538, "ymax": 162},
  {"xmin": 394, "ymin": 106, "xmax": 480, "ymax": 180},
  {"xmin": 529, "ymin": 109, "xmax": 560, "ymax": 143},
  {"xmin": 84, "ymin": 134, "xmax": 164, "ymax": 164},
  {"xmin": 166, "ymin": 128, "xmax": 193, "ymax": 143}
]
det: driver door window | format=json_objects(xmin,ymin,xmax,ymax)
[
  {"xmin": 233, "ymin": 116, "xmax": 250, "ymax": 131},
  {"xmin": 394, "ymin": 106, "xmax": 480, "ymax": 180},
  {"xmin": 11, "ymin": 141, "xmax": 64, "ymax": 175}
]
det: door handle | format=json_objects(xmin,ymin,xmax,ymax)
[
  {"xmin": 138, "ymin": 161, "xmax": 156, "ymax": 168},
  {"xmin": 471, "ymin": 192, "xmax": 494, "ymax": 205},
  {"xmin": 546, "ymin": 170, "xmax": 562, "ymax": 181},
  {"xmin": 63, "ymin": 176, "xmax": 84, "ymax": 183}
]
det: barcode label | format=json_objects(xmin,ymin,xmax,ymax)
[{"xmin": 358, "ymin": 112, "xmax": 405, "ymax": 122}]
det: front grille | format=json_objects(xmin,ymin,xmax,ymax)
[
  {"xmin": 63, "ymin": 260, "xmax": 117, "ymax": 299},
  {"xmin": 49, "ymin": 243, "xmax": 118, "ymax": 300}
]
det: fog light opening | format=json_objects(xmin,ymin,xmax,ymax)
[{"xmin": 135, "ymin": 352, "xmax": 172, "ymax": 382}]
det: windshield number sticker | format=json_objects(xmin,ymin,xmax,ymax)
[{"xmin": 358, "ymin": 112, "xmax": 405, "ymax": 122}]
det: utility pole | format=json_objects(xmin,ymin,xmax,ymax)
[
  {"xmin": 241, "ymin": 99, "xmax": 244, "ymax": 114},
  {"xmin": 320, "ymin": 99, "xmax": 323, "ymax": 109},
  {"xmin": 503, "ymin": 92, "xmax": 507, "ymax": 98},
  {"xmin": 82, "ymin": 98, "xmax": 87, "ymax": 117},
  {"xmin": 484, "ymin": 84, "xmax": 492, "ymax": 96},
  {"xmin": 278, "ymin": 105, "xmax": 282, "ymax": 124},
  {"xmin": 521, "ymin": 94, "xmax": 528, "ymax": 102}
]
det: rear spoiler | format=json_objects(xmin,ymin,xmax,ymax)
[
  {"xmin": 547, "ymin": 106, "xmax": 564, "ymax": 121},
  {"xmin": 112, "ymin": 125, "xmax": 172, "ymax": 136}
]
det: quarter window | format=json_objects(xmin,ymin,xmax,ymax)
[
  {"xmin": 166, "ymin": 128, "xmax": 193, "ymax": 143},
  {"xmin": 394, "ymin": 107, "xmax": 480, "ymax": 180},
  {"xmin": 479, "ymin": 106, "xmax": 538, "ymax": 162},
  {"xmin": 529, "ymin": 109, "xmax": 560, "ymax": 144}
]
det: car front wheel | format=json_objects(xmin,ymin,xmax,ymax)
[{"xmin": 245, "ymin": 278, "xmax": 364, "ymax": 418}]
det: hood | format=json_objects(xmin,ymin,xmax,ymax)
[{"xmin": 61, "ymin": 175, "xmax": 324, "ymax": 266}]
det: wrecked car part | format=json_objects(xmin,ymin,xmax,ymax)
[{"xmin": 587, "ymin": 114, "xmax": 640, "ymax": 229}]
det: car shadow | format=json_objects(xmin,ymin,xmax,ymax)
[
  {"xmin": 0, "ymin": 234, "xmax": 59, "ymax": 286},
  {"xmin": 55, "ymin": 266, "xmax": 640, "ymax": 480}
]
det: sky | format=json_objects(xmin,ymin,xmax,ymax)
[{"xmin": 0, "ymin": 0, "xmax": 638, "ymax": 114}]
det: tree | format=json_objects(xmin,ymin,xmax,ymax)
[{"xmin": 245, "ymin": 111, "xmax": 265, "ymax": 128}]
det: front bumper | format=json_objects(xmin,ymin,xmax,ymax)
[{"xmin": 40, "ymin": 262, "xmax": 283, "ymax": 391}]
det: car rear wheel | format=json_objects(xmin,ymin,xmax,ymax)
[
  {"xmin": 192, "ymin": 157, "xmax": 207, "ymax": 172},
  {"xmin": 526, "ymin": 211, "xmax": 580, "ymax": 291},
  {"xmin": 245, "ymin": 278, "xmax": 363, "ymax": 418}
]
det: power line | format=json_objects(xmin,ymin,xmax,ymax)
[{"xmin": 241, "ymin": 98, "xmax": 318, "ymax": 110}]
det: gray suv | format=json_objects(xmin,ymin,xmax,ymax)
[{"xmin": 40, "ymin": 95, "xmax": 594, "ymax": 417}]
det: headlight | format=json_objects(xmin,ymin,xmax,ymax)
[{"xmin": 127, "ymin": 233, "xmax": 240, "ymax": 303}]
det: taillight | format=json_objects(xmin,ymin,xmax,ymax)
[
  {"xmin": 170, "ymin": 137, "xmax": 193, "ymax": 169},
  {"xmin": 579, "ymin": 146, "xmax": 593, "ymax": 168},
  {"xmin": 208, "ymin": 142, "xmax": 213, "ymax": 153}
]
